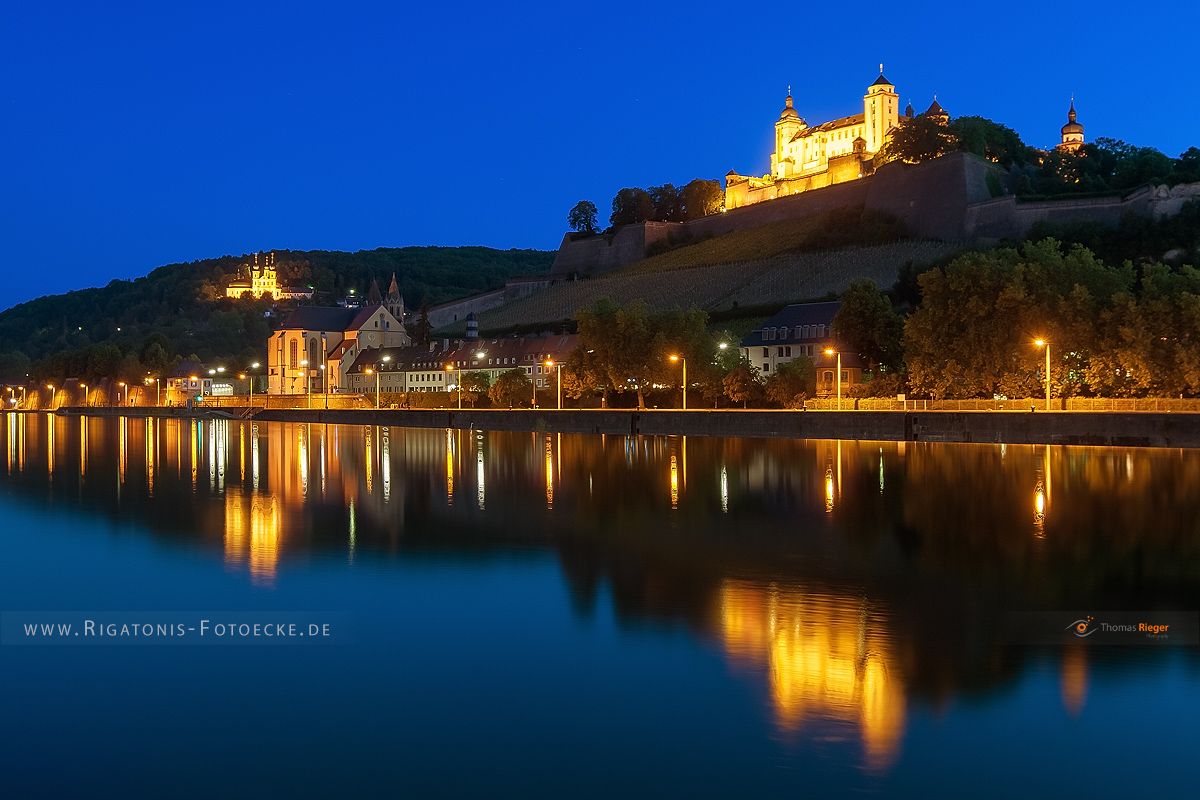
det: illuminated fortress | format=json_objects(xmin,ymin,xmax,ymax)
[{"xmin": 725, "ymin": 67, "xmax": 1085, "ymax": 209}]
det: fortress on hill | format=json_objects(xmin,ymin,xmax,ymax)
[{"xmin": 725, "ymin": 67, "xmax": 1086, "ymax": 209}]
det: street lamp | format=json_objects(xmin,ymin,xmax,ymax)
[
  {"xmin": 46, "ymin": 384, "xmax": 55, "ymax": 411},
  {"xmin": 668, "ymin": 354, "xmax": 687, "ymax": 410},
  {"xmin": 365, "ymin": 367, "xmax": 380, "ymax": 409},
  {"xmin": 320, "ymin": 364, "xmax": 328, "ymax": 409},
  {"xmin": 80, "ymin": 383, "xmax": 88, "ymax": 407},
  {"xmin": 1034, "ymin": 338, "xmax": 1051, "ymax": 411},
  {"xmin": 823, "ymin": 347, "xmax": 842, "ymax": 410},
  {"xmin": 300, "ymin": 359, "xmax": 310, "ymax": 408},
  {"xmin": 445, "ymin": 363, "xmax": 461, "ymax": 409},
  {"xmin": 117, "ymin": 381, "xmax": 126, "ymax": 407},
  {"xmin": 545, "ymin": 360, "xmax": 562, "ymax": 410}
]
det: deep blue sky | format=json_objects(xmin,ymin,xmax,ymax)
[{"xmin": 2, "ymin": 1, "xmax": 1197, "ymax": 310}]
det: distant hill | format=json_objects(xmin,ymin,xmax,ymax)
[{"xmin": 0, "ymin": 246, "xmax": 553, "ymax": 381}]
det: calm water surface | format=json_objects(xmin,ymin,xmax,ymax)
[{"xmin": 0, "ymin": 413, "xmax": 1197, "ymax": 798}]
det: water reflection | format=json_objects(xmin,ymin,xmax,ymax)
[
  {"xmin": 1, "ymin": 414, "xmax": 1198, "ymax": 775},
  {"xmin": 720, "ymin": 581, "xmax": 904, "ymax": 771}
]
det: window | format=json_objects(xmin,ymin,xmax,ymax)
[
  {"xmin": 779, "ymin": 326, "xmax": 788, "ymax": 339},
  {"xmin": 785, "ymin": 347, "xmax": 792, "ymax": 357},
  {"xmin": 841, "ymin": 370, "xmax": 848, "ymax": 382},
  {"xmin": 777, "ymin": 347, "xmax": 784, "ymax": 357},
  {"xmin": 762, "ymin": 347, "xmax": 768, "ymax": 358},
  {"xmin": 763, "ymin": 363, "xmax": 770, "ymax": 372},
  {"xmin": 289, "ymin": 340, "xmax": 298, "ymax": 370}
]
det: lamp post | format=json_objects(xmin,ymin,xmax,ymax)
[
  {"xmin": 248, "ymin": 362, "xmax": 260, "ymax": 404},
  {"xmin": 445, "ymin": 364, "xmax": 461, "ymax": 410},
  {"xmin": 320, "ymin": 365, "xmax": 328, "ymax": 409},
  {"xmin": 668, "ymin": 354, "xmax": 687, "ymax": 410},
  {"xmin": 366, "ymin": 368, "xmax": 379, "ymax": 409},
  {"xmin": 46, "ymin": 384, "xmax": 55, "ymax": 411},
  {"xmin": 1034, "ymin": 338, "xmax": 1051, "ymax": 411},
  {"xmin": 379, "ymin": 355, "xmax": 391, "ymax": 408},
  {"xmin": 80, "ymin": 383, "xmax": 87, "ymax": 408},
  {"xmin": 545, "ymin": 360, "xmax": 562, "ymax": 410},
  {"xmin": 300, "ymin": 359, "xmax": 310, "ymax": 408},
  {"xmin": 117, "ymin": 381, "xmax": 126, "ymax": 407},
  {"xmin": 823, "ymin": 347, "xmax": 842, "ymax": 410}
]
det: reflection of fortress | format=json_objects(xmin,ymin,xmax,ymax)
[{"xmin": 720, "ymin": 580, "xmax": 905, "ymax": 770}]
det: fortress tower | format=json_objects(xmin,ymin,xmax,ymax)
[{"xmin": 1058, "ymin": 100, "xmax": 1085, "ymax": 152}]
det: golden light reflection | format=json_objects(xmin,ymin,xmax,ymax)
[
  {"xmin": 251, "ymin": 423, "xmax": 260, "ymax": 491},
  {"xmin": 46, "ymin": 415, "xmax": 54, "ymax": 479},
  {"xmin": 445, "ymin": 428, "xmax": 455, "ymax": 505},
  {"xmin": 476, "ymin": 435, "xmax": 485, "ymax": 510},
  {"xmin": 719, "ymin": 581, "xmax": 905, "ymax": 771},
  {"xmin": 224, "ymin": 491, "xmax": 281, "ymax": 585},
  {"xmin": 80, "ymin": 415, "xmax": 88, "ymax": 479},
  {"xmin": 189, "ymin": 420, "xmax": 197, "ymax": 490},
  {"xmin": 720, "ymin": 464, "xmax": 728, "ymax": 513},
  {"xmin": 1034, "ymin": 480, "xmax": 1047, "ymax": 536},
  {"xmin": 118, "ymin": 416, "xmax": 128, "ymax": 488},
  {"xmin": 669, "ymin": 454, "xmax": 679, "ymax": 509},
  {"xmin": 364, "ymin": 426, "xmax": 373, "ymax": 495},
  {"xmin": 145, "ymin": 417, "xmax": 155, "ymax": 496},
  {"xmin": 825, "ymin": 468, "xmax": 835, "ymax": 513},
  {"xmin": 298, "ymin": 424, "xmax": 309, "ymax": 497},
  {"xmin": 1061, "ymin": 645, "xmax": 1089, "ymax": 717},
  {"xmin": 381, "ymin": 427, "xmax": 391, "ymax": 503},
  {"xmin": 544, "ymin": 435, "xmax": 554, "ymax": 509}
]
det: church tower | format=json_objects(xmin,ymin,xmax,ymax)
[
  {"xmin": 385, "ymin": 273, "xmax": 405, "ymax": 323},
  {"xmin": 863, "ymin": 67, "xmax": 900, "ymax": 155},
  {"xmin": 1058, "ymin": 99, "xmax": 1085, "ymax": 152},
  {"xmin": 772, "ymin": 90, "xmax": 805, "ymax": 179}
]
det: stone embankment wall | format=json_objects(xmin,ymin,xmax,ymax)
[{"xmin": 236, "ymin": 408, "xmax": 1200, "ymax": 449}]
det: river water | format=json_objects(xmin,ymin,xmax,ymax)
[{"xmin": 0, "ymin": 414, "xmax": 1196, "ymax": 797}]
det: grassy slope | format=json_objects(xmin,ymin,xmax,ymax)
[{"xmin": 621, "ymin": 206, "xmax": 909, "ymax": 273}]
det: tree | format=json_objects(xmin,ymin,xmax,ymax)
[
  {"xmin": 876, "ymin": 115, "xmax": 960, "ymax": 165},
  {"xmin": 567, "ymin": 200, "xmax": 599, "ymax": 234},
  {"xmin": 0, "ymin": 350, "xmax": 31, "ymax": 383},
  {"xmin": 680, "ymin": 179, "xmax": 724, "ymax": 220},
  {"xmin": 610, "ymin": 188, "xmax": 655, "ymax": 227},
  {"xmin": 764, "ymin": 357, "xmax": 815, "ymax": 408},
  {"xmin": 488, "ymin": 368, "xmax": 531, "ymax": 408},
  {"xmin": 459, "ymin": 371, "xmax": 490, "ymax": 407},
  {"xmin": 723, "ymin": 362, "xmax": 762, "ymax": 408},
  {"xmin": 950, "ymin": 116, "xmax": 1030, "ymax": 167},
  {"xmin": 902, "ymin": 239, "xmax": 1131, "ymax": 399},
  {"xmin": 647, "ymin": 184, "xmax": 682, "ymax": 222},
  {"xmin": 576, "ymin": 300, "xmax": 714, "ymax": 408},
  {"xmin": 832, "ymin": 280, "xmax": 904, "ymax": 372}
]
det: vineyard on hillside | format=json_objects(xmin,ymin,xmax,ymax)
[
  {"xmin": 623, "ymin": 206, "xmax": 909, "ymax": 274},
  {"xmin": 471, "ymin": 241, "xmax": 963, "ymax": 331}
]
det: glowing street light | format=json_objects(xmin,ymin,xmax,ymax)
[
  {"xmin": 117, "ymin": 381, "xmax": 126, "ymax": 407},
  {"xmin": 445, "ymin": 363, "xmax": 461, "ymax": 410},
  {"xmin": 668, "ymin": 354, "xmax": 687, "ymax": 410},
  {"xmin": 824, "ymin": 347, "xmax": 842, "ymax": 410},
  {"xmin": 1034, "ymin": 338, "xmax": 1051, "ymax": 411},
  {"xmin": 80, "ymin": 383, "xmax": 88, "ymax": 408},
  {"xmin": 300, "ymin": 359, "xmax": 311, "ymax": 408},
  {"xmin": 545, "ymin": 359, "xmax": 562, "ymax": 410},
  {"xmin": 247, "ymin": 362, "xmax": 261, "ymax": 404}
]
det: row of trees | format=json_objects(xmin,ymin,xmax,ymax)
[
  {"xmin": 547, "ymin": 219, "xmax": 1200, "ymax": 404},
  {"xmin": 877, "ymin": 114, "xmax": 1200, "ymax": 196},
  {"xmin": 567, "ymin": 179, "xmax": 725, "ymax": 234}
]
